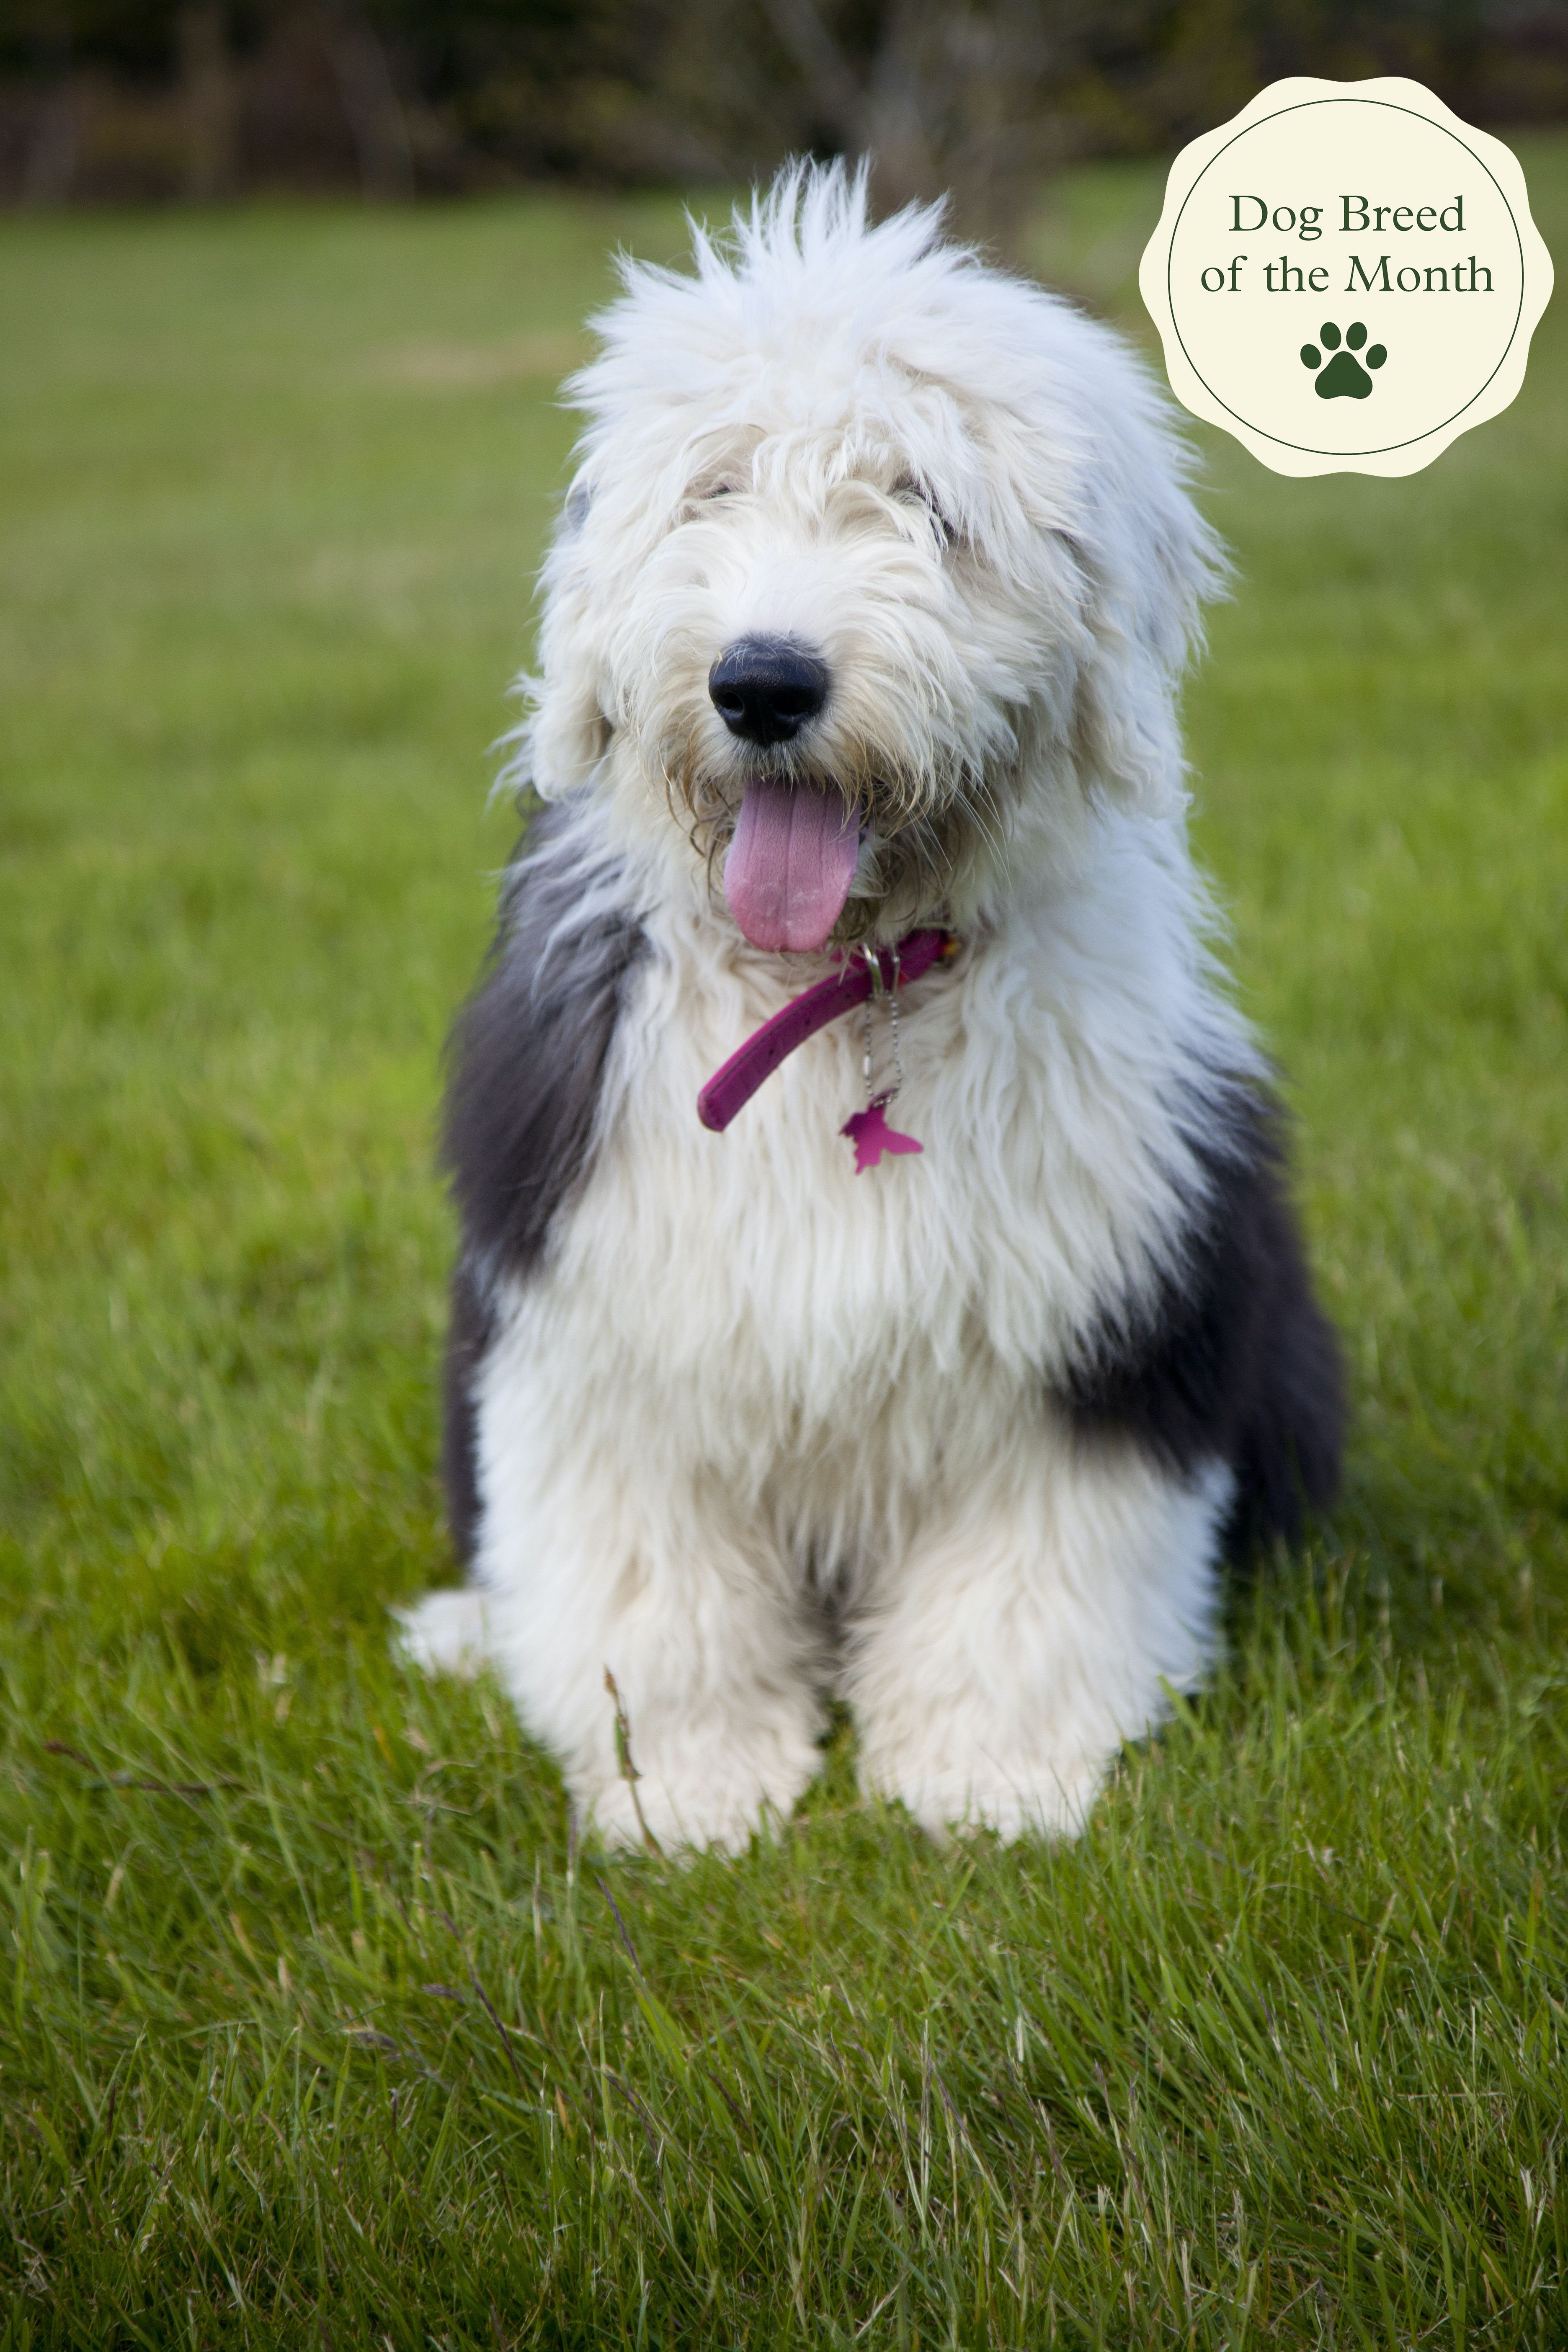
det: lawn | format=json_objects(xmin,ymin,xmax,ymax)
[{"xmin": 1, "ymin": 148, "xmax": 1565, "ymax": 2349}]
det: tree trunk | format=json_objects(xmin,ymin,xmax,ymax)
[
  {"xmin": 180, "ymin": 2, "xmax": 237, "ymax": 202},
  {"xmin": 325, "ymin": 3, "xmax": 415, "ymax": 202},
  {"xmin": 755, "ymin": 0, "xmax": 1072, "ymax": 250},
  {"xmin": 23, "ymin": 85, "xmax": 77, "ymax": 206}
]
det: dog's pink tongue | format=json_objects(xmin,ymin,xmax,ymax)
[{"xmin": 724, "ymin": 780, "xmax": 860, "ymax": 953}]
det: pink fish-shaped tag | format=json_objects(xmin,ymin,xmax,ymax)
[{"xmin": 841, "ymin": 1102, "xmax": 923, "ymax": 1173}]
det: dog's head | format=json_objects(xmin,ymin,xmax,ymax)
[{"xmin": 525, "ymin": 162, "xmax": 1222, "ymax": 949}]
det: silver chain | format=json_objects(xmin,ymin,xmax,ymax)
[{"xmin": 859, "ymin": 942, "xmax": 904, "ymax": 1108}]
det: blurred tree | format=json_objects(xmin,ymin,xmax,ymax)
[
  {"xmin": 324, "ymin": 0, "xmax": 413, "ymax": 196},
  {"xmin": 178, "ymin": 1, "xmax": 236, "ymax": 196},
  {"xmin": 0, "ymin": 0, "xmax": 1556, "ymax": 207},
  {"xmin": 736, "ymin": 0, "xmax": 1150, "ymax": 238}
]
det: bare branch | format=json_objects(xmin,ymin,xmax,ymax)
[{"xmin": 755, "ymin": 0, "xmax": 867, "ymax": 148}]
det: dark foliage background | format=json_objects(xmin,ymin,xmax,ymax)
[{"xmin": 1, "ymin": 0, "xmax": 1565, "ymax": 222}]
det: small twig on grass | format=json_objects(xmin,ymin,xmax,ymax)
[
  {"xmin": 701, "ymin": 2061, "xmax": 753, "ymax": 2138},
  {"xmin": 467, "ymin": 1966, "xmax": 529, "ymax": 2096},
  {"xmin": 601, "ymin": 2063, "xmax": 665, "ymax": 2166},
  {"xmin": 44, "ymin": 1740, "xmax": 231, "ymax": 1798},
  {"xmin": 931, "ymin": 2064, "xmax": 978, "ymax": 2158},
  {"xmin": 854, "ymin": 2275, "xmax": 906, "ymax": 2341},
  {"xmin": 431, "ymin": 1917, "xmax": 534, "ymax": 2094},
  {"xmin": 603, "ymin": 1668, "xmax": 662, "ymax": 1854}
]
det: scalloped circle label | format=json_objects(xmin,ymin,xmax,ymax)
[{"xmin": 1139, "ymin": 77, "xmax": 1553, "ymax": 476}]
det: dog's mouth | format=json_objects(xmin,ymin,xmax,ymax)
[{"xmin": 722, "ymin": 777, "xmax": 862, "ymax": 954}]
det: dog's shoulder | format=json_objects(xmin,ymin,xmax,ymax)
[
  {"xmin": 962, "ymin": 826, "xmax": 1344, "ymax": 1557},
  {"xmin": 1055, "ymin": 1075, "xmax": 1345, "ymax": 1560},
  {"xmin": 442, "ymin": 792, "xmax": 648, "ymax": 1286},
  {"xmin": 440, "ymin": 794, "xmax": 648, "ymax": 1562}
]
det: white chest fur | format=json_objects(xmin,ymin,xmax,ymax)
[{"xmin": 526, "ymin": 806, "xmax": 1254, "ymax": 1456}]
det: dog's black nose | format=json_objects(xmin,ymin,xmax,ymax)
[{"xmin": 708, "ymin": 637, "xmax": 829, "ymax": 748}]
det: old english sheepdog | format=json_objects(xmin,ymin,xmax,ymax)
[{"xmin": 398, "ymin": 162, "xmax": 1342, "ymax": 1850}]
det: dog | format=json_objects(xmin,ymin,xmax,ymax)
[{"xmin": 397, "ymin": 162, "xmax": 1342, "ymax": 1851}]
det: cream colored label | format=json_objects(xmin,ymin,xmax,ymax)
[{"xmin": 1139, "ymin": 77, "xmax": 1553, "ymax": 476}]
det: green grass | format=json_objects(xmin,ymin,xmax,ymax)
[{"xmin": 2, "ymin": 150, "xmax": 1566, "ymax": 2347}]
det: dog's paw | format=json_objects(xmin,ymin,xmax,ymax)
[
  {"xmin": 580, "ymin": 1721, "xmax": 823, "ymax": 1857},
  {"xmin": 861, "ymin": 1739, "xmax": 1108, "ymax": 1844},
  {"xmin": 392, "ymin": 1588, "xmax": 491, "ymax": 1677},
  {"xmin": 583, "ymin": 1773, "xmax": 773, "ymax": 1857}
]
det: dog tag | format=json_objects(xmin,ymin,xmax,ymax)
[
  {"xmin": 841, "ymin": 939, "xmax": 925, "ymax": 1171},
  {"xmin": 841, "ymin": 1101, "xmax": 923, "ymax": 1173}
]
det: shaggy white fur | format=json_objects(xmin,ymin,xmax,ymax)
[{"xmin": 397, "ymin": 162, "xmax": 1340, "ymax": 1851}]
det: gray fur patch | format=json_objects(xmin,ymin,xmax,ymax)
[{"xmin": 441, "ymin": 794, "xmax": 646, "ymax": 1558}]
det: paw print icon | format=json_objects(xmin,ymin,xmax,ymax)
[{"xmin": 1301, "ymin": 321, "xmax": 1387, "ymax": 399}]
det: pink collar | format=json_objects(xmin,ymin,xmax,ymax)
[{"xmin": 697, "ymin": 928, "xmax": 958, "ymax": 1133}]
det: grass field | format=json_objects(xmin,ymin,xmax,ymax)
[{"xmin": 1, "ymin": 149, "xmax": 1565, "ymax": 2348}]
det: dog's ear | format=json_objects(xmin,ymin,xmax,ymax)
[
  {"xmin": 1060, "ymin": 377, "xmax": 1226, "ymax": 821},
  {"xmin": 525, "ymin": 663, "xmax": 612, "ymax": 798},
  {"xmin": 524, "ymin": 514, "xmax": 616, "ymax": 797}
]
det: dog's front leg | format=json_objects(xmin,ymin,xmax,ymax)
[
  {"xmin": 844, "ymin": 1421, "xmax": 1230, "ymax": 1842},
  {"xmin": 473, "ymin": 1408, "xmax": 828, "ymax": 1854}
]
